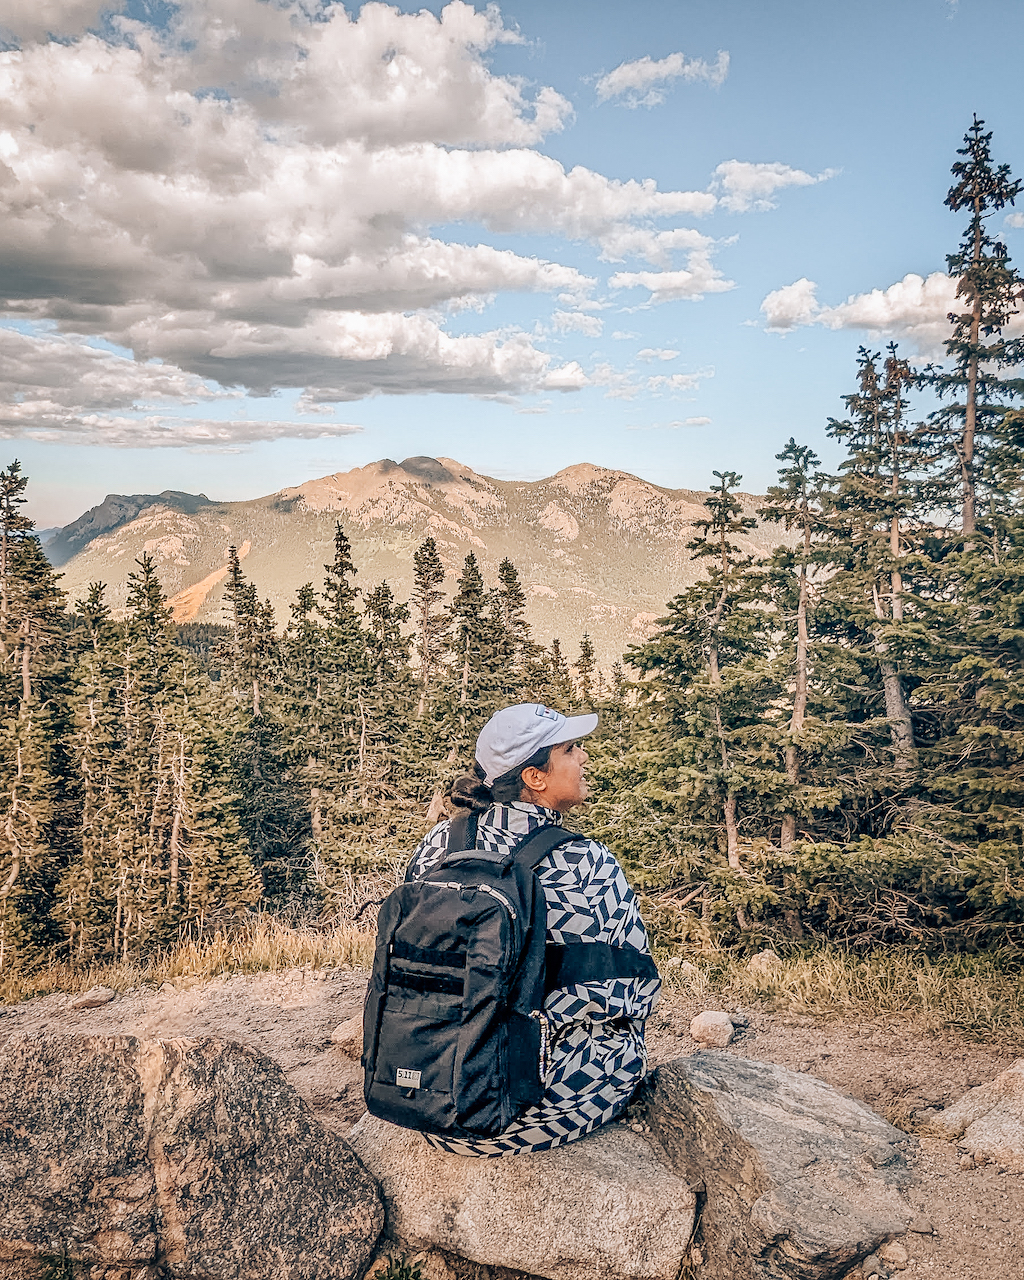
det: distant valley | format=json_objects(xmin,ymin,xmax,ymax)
[{"xmin": 45, "ymin": 456, "xmax": 778, "ymax": 666}]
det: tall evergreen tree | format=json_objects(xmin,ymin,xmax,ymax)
[
  {"xmin": 759, "ymin": 441, "xmax": 830, "ymax": 847},
  {"xmin": 0, "ymin": 463, "xmax": 70, "ymax": 973},
  {"xmin": 573, "ymin": 633, "xmax": 596, "ymax": 708},
  {"xmin": 60, "ymin": 557, "xmax": 259, "ymax": 961},
  {"xmin": 922, "ymin": 115, "xmax": 1024, "ymax": 537},
  {"xmin": 410, "ymin": 537, "xmax": 448, "ymax": 718}
]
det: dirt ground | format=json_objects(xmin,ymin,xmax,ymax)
[{"xmin": 2, "ymin": 969, "xmax": 1023, "ymax": 1280}]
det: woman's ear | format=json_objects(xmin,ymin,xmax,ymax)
[{"xmin": 520, "ymin": 766, "xmax": 548, "ymax": 795}]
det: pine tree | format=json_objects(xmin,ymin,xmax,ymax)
[
  {"xmin": 60, "ymin": 557, "xmax": 259, "ymax": 961},
  {"xmin": 0, "ymin": 463, "xmax": 70, "ymax": 973},
  {"xmin": 220, "ymin": 552, "xmax": 301, "ymax": 896},
  {"xmin": 449, "ymin": 553, "xmax": 503, "ymax": 726},
  {"xmin": 826, "ymin": 347, "xmax": 920, "ymax": 771},
  {"xmin": 223, "ymin": 546, "xmax": 276, "ymax": 718},
  {"xmin": 759, "ymin": 441, "xmax": 831, "ymax": 847},
  {"xmin": 410, "ymin": 537, "xmax": 448, "ymax": 718},
  {"xmin": 543, "ymin": 637, "xmax": 575, "ymax": 708},
  {"xmin": 922, "ymin": 116, "xmax": 1024, "ymax": 538},
  {"xmin": 495, "ymin": 557, "xmax": 544, "ymax": 697},
  {"xmin": 573, "ymin": 633, "xmax": 596, "ymax": 708}
]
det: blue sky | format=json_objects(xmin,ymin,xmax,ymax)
[{"xmin": 3, "ymin": 0, "xmax": 1024, "ymax": 526}]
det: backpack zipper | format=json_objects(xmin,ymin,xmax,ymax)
[
  {"xmin": 531, "ymin": 1009, "xmax": 551, "ymax": 1078},
  {"xmin": 434, "ymin": 881, "xmax": 517, "ymax": 921},
  {"xmin": 477, "ymin": 884, "xmax": 517, "ymax": 919}
]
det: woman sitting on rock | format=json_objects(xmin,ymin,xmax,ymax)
[{"xmin": 406, "ymin": 702, "xmax": 661, "ymax": 1156}]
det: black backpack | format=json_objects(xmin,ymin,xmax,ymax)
[{"xmin": 361, "ymin": 810, "xmax": 659, "ymax": 1139}]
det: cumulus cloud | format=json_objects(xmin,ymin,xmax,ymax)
[
  {"xmin": 756, "ymin": 271, "xmax": 1006, "ymax": 355},
  {"xmin": 0, "ymin": 0, "xmax": 748, "ymax": 439},
  {"xmin": 760, "ymin": 278, "xmax": 822, "ymax": 332},
  {"xmin": 637, "ymin": 348, "xmax": 679, "ymax": 361},
  {"xmin": 0, "ymin": 2, "xmax": 833, "ymax": 444},
  {"xmin": 591, "ymin": 361, "xmax": 710, "ymax": 401},
  {"xmin": 1006, "ymin": 212, "xmax": 1024, "ymax": 229},
  {"xmin": 595, "ymin": 50, "xmax": 729, "ymax": 108},
  {"xmin": 0, "ymin": 0, "xmax": 109, "ymax": 42},
  {"xmin": 591, "ymin": 363, "xmax": 640, "ymax": 400},
  {"xmin": 0, "ymin": 325, "xmax": 367, "ymax": 445},
  {"xmin": 712, "ymin": 161, "xmax": 836, "ymax": 213},
  {"xmin": 551, "ymin": 311, "xmax": 604, "ymax": 337},
  {"xmin": 609, "ymin": 260, "xmax": 735, "ymax": 304}
]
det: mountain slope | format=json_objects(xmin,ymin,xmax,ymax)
[{"xmin": 50, "ymin": 457, "xmax": 780, "ymax": 666}]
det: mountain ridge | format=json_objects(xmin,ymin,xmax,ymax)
[{"xmin": 47, "ymin": 457, "xmax": 779, "ymax": 666}]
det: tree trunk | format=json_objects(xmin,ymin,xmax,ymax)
[
  {"xmin": 783, "ymin": 556, "xmax": 810, "ymax": 851},
  {"xmin": 961, "ymin": 222, "xmax": 983, "ymax": 538},
  {"xmin": 871, "ymin": 585, "xmax": 916, "ymax": 769},
  {"xmin": 723, "ymin": 790, "xmax": 741, "ymax": 870},
  {"xmin": 19, "ymin": 619, "xmax": 30, "ymax": 703},
  {"xmin": 168, "ymin": 735, "xmax": 185, "ymax": 909}
]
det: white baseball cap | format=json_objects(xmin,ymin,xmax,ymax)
[{"xmin": 475, "ymin": 703, "xmax": 599, "ymax": 786}]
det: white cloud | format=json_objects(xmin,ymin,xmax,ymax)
[
  {"xmin": 761, "ymin": 278, "xmax": 822, "ymax": 332},
  {"xmin": 647, "ymin": 372, "xmax": 706, "ymax": 392},
  {"xmin": 757, "ymin": 271, "xmax": 1001, "ymax": 355},
  {"xmin": 637, "ymin": 348, "xmax": 679, "ymax": 361},
  {"xmin": 0, "ymin": 0, "xmax": 736, "ymax": 439},
  {"xmin": 597, "ymin": 225, "xmax": 717, "ymax": 266},
  {"xmin": 0, "ymin": 325, "xmax": 371, "ymax": 445},
  {"xmin": 590, "ymin": 363, "xmax": 640, "ymax": 400},
  {"xmin": 551, "ymin": 310, "xmax": 604, "ymax": 337},
  {"xmin": 626, "ymin": 417, "xmax": 710, "ymax": 430},
  {"xmin": 609, "ymin": 261, "xmax": 734, "ymax": 304},
  {"xmin": 1006, "ymin": 212, "xmax": 1024, "ymax": 229},
  {"xmin": 0, "ymin": 0, "xmax": 109, "ymax": 42},
  {"xmin": 595, "ymin": 50, "xmax": 729, "ymax": 108},
  {"xmin": 612, "ymin": 330, "xmax": 639, "ymax": 340},
  {"xmin": 712, "ymin": 160, "xmax": 836, "ymax": 213},
  {"xmin": 541, "ymin": 361, "xmax": 588, "ymax": 391},
  {"xmin": 15, "ymin": 415, "xmax": 364, "ymax": 448}
]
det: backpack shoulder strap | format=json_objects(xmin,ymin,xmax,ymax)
[
  {"xmin": 545, "ymin": 941, "xmax": 660, "ymax": 991},
  {"xmin": 405, "ymin": 810, "xmax": 478, "ymax": 881},
  {"xmin": 446, "ymin": 809, "xmax": 479, "ymax": 855},
  {"xmin": 511, "ymin": 824, "xmax": 581, "ymax": 871}
]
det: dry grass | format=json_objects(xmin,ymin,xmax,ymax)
[
  {"xmin": 658, "ymin": 943, "xmax": 1024, "ymax": 1045},
  {"xmin": 0, "ymin": 916, "xmax": 376, "ymax": 1006},
  {"xmin": 4, "ymin": 915, "xmax": 1023, "ymax": 1047}
]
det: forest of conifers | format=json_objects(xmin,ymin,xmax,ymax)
[{"xmin": 3, "ymin": 118, "xmax": 1024, "ymax": 976}]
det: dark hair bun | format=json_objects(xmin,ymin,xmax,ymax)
[{"xmin": 449, "ymin": 773, "xmax": 494, "ymax": 813}]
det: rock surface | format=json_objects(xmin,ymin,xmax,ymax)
[
  {"xmin": 634, "ymin": 1052, "xmax": 917, "ymax": 1280},
  {"xmin": 331, "ymin": 1015, "xmax": 364, "ymax": 1059},
  {"xmin": 0, "ymin": 1034, "xmax": 382, "ymax": 1280},
  {"xmin": 348, "ymin": 1111, "xmax": 697, "ymax": 1280},
  {"xmin": 746, "ymin": 949, "xmax": 783, "ymax": 976},
  {"xmin": 922, "ymin": 1058, "xmax": 1024, "ymax": 1170},
  {"xmin": 690, "ymin": 1010, "xmax": 735, "ymax": 1047},
  {"xmin": 68, "ymin": 985, "xmax": 116, "ymax": 1010}
]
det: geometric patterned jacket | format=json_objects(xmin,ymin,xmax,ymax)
[{"xmin": 406, "ymin": 800, "xmax": 661, "ymax": 1156}]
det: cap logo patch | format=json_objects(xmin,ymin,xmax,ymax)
[{"xmin": 535, "ymin": 706, "xmax": 559, "ymax": 721}]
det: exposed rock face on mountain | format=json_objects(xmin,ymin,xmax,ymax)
[
  {"xmin": 48, "ymin": 458, "xmax": 779, "ymax": 666},
  {"xmin": 44, "ymin": 491, "xmax": 215, "ymax": 569},
  {"xmin": 0, "ymin": 1034, "xmax": 383, "ymax": 1280}
]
